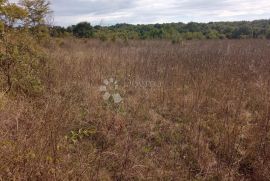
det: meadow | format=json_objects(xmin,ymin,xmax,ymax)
[{"xmin": 1, "ymin": 38, "xmax": 270, "ymax": 180}]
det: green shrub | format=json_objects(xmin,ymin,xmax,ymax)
[
  {"xmin": 99, "ymin": 33, "xmax": 108, "ymax": 42},
  {"xmin": 0, "ymin": 0, "xmax": 50, "ymax": 95}
]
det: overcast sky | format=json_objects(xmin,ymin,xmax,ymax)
[{"xmin": 11, "ymin": 0, "xmax": 270, "ymax": 26}]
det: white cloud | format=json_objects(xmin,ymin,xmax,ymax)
[{"xmin": 9, "ymin": 0, "xmax": 270, "ymax": 26}]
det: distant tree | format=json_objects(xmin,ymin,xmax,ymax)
[
  {"xmin": 67, "ymin": 25, "xmax": 75, "ymax": 33},
  {"xmin": 154, "ymin": 23, "xmax": 162, "ymax": 29},
  {"xmin": 93, "ymin": 25, "xmax": 102, "ymax": 30},
  {"xmin": 149, "ymin": 28, "xmax": 163, "ymax": 39},
  {"xmin": 182, "ymin": 32, "xmax": 205, "ymax": 40},
  {"xmin": 222, "ymin": 26, "xmax": 234, "ymax": 38},
  {"xmin": 63, "ymin": 20, "xmax": 270, "ymax": 40},
  {"xmin": 72, "ymin": 22, "xmax": 93, "ymax": 38},
  {"xmin": 232, "ymin": 25, "xmax": 253, "ymax": 39},
  {"xmin": 206, "ymin": 30, "xmax": 221, "ymax": 39},
  {"xmin": 184, "ymin": 22, "xmax": 202, "ymax": 32},
  {"xmin": 49, "ymin": 26, "xmax": 69, "ymax": 37},
  {"xmin": 162, "ymin": 26, "xmax": 179, "ymax": 39}
]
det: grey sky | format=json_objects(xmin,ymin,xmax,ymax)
[{"xmin": 11, "ymin": 0, "xmax": 270, "ymax": 26}]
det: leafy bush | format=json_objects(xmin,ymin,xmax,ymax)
[
  {"xmin": 72, "ymin": 22, "xmax": 94, "ymax": 38},
  {"xmin": 0, "ymin": 0, "xmax": 50, "ymax": 95}
]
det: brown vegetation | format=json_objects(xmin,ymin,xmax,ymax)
[{"xmin": 1, "ymin": 38, "xmax": 270, "ymax": 180}]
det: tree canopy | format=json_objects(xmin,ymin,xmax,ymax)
[
  {"xmin": 68, "ymin": 21, "xmax": 94, "ymax": 38},
  {"xmin": 50, "ymin": 20, "xmax": 270, "ymax": 41}
]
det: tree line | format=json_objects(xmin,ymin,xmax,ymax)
[{"xmin": 50, "ymin": 20, "xmax": 270, "ymax": 41}]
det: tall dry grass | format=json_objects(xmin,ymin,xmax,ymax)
[{"xmin": 1, "ymin": 38, "xmax": 270, "ymax": 180}]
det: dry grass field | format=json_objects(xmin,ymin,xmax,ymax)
[{"xmin": 1, "ymin": 39, "xmax": 270, "ymax": 180}]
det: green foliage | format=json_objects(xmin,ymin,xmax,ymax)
[
  {"xmin": 19, "ymin": 0, "xmax": 51, "ymax": 42},
  {"xmin": 50, "ymin": 26, "xmax": 70, "ymax": 37},
  {"xmin": 57, "ymin": 20, "xmax": 270, "ymax": 41},
  {"xmin": 0, "ymin": 0, "xmax": 50, "ymax": 95},
  {"xmin": 0, "ymin": 30, "xmax": 45, "ymax": 95},
  {"xmin": 0, "ymin": 1, "xmax": 28, "ymax": 26},
  {"xmin": 182, "ymin": 32, "xmax": 205, "ymax": 40},
  {"xmin": 20, "ymin": 0, "xmax": 51, "ymax": 26},
  {"xmin": 70, "ymin": 22, "xmax": 94, "ymax": 38},
  {"xmin": 30, "ymin": 25, "xmax": 50, "ymax": 42},
  {"xmin": 66, "ymin": 128, "xmax": 97, "ymax": 144},
  {"xmin": 99, "ymin": 32, "xmax": 108, "ymax": 42},
  {"xmin": 206, "ymin": 30, "xmax": 221, "ymax": 39},
  {"xmin": 232, "ymin": 25, "xmax": 253, "ymax": 38}
]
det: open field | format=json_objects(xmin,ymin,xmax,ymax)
[{"xmin": 1, "ymin": 39, "xmax": 270, "ymax": 180}]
